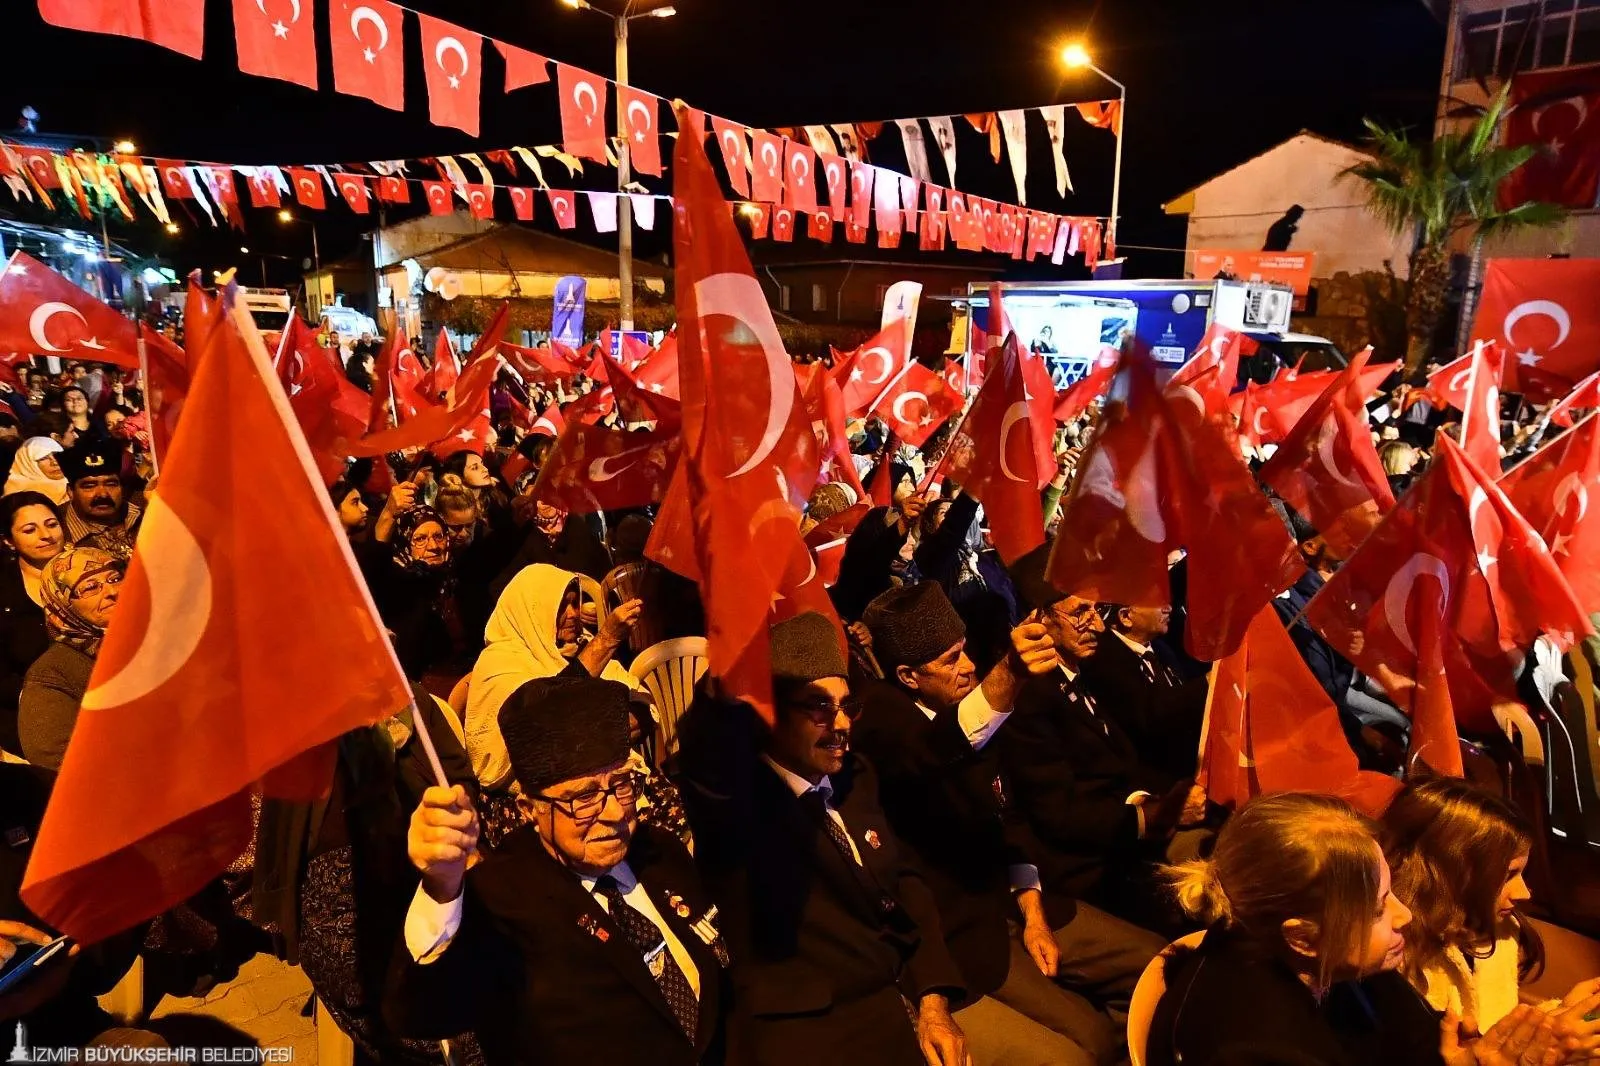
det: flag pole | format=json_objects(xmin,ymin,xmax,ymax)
[{"xmin": 136, "ymin": 325, "xmax": 160, "ymax": 480}]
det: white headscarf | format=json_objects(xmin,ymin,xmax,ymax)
[
  {"xmin": 464, "ymin": 563, "xmax": 639, "ymax": 791},
  {"xmin": 4, "ymin": 437, "xmax": 68, "ymax": 505}
]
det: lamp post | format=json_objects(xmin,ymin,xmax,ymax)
[
  {"xmin": 1062, "ymin": 42, "xmax": 1126, "ymax": 250},
  {"xmin": 278, "ymin": 210, "xmax": 322, "ymax": 316},
  {"xmin": 560, "ymin": 0, "xmax": 675, "ymax": 332}
]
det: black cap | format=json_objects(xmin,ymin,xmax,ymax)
[
  {"xmin": 58, "ymin": 440, "xmax": 124, "ymax": 484},
  {"xmin": 499, "ymin": 676, "xmax": 633, "ymax": 794},
  {"xmin": 862, "ymin": 582, "xmax": 967, "ymax": 670},
  {"xmin": 771, "ymin": 612, "xmax": 849, "ymax": 683}
]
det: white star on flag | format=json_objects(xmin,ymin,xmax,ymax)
[
  {"xmin": 456, "ymin": 428, "xmax": 477, "ymax": 442},
  {"xmin": 364, "ymin": 48, "xmax": 376, "ymax": 63},
  {"xmin": 1518, "ymin": 350, "xmax": 1542, "ymax": 366},
  {"xmin": 272, "ymin": 20, "xmax": 289, "ymax": 38}
]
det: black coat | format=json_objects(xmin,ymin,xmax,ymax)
[
  {"xmin": 388, "ymin": 823, "xmax": 726, "ymax": 1066},
  {"xmin": 995, "ymin": 670, "xmax": 1172, "ymax": 906},
  {"xmin": 675, "ymin": 697, "xmax": 965, "ymax": 1066},
  {"xmin": 0, "ymin": 561, "xmax": 50, "ymax": 753},
  {"xmin": 851, "ymin": 679, "xmax": 1066, "ymax": 999},
  {"xmin": 1080, "ymin": 632, "xmax": 1208, "ymax": 781},
  {"xmin": 829, "ymin": 506, "xmax": 907, "ymax": 622},
  {"xmin": 1148, "ymin": 928, "xmax": 1443, "ymax": 1066}
]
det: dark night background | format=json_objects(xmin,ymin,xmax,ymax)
[{"xmin": 3, "ymin": 0, "xmax": 1446, "ymax": 286}]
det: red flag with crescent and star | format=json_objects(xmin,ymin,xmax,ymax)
[
  {"xmin": 1469, "ymin": 258, "xmax": 1600, "ymax": 402},
  {"xmin": 21, "ymin": 292, "xmax": 412, "ymax": 944},
  {"xmin": 633, "ymin": 333, "xmax": 680, "ymax": 401},
  {"xmin": 1499, "ymin": 412, "xmax": 1600, "ymax": 615},
  {"xmin": 352, "ymin": 348, "xmax": 498, "ymax": 457},
  {"xmin": 329, "ymin": 0, "xmax": 404, "ymax": 110},
  {"xmin": 287, "ymin": 168, "xmax": 326, "ymax": 210},
  {"xmin": 619, "ymin": 87, "xmax": 662, "ymax": 177},
  {"xmin": 0, "ymin": 252, "xmax": 139, "ymax": 367},
  {"xmin": 939, "ymin": 335, "xmax": 1046, "ymax": 565},
  {"xmin": 644, "ymin": 104, "xmax": 820, "ymax": 724},
  {"xmin": 233, "ymin": 0, "xmax": 316, "ymax": 88},
  {"xmin": 1424, "ymin": 349, "xmax": 1475, "ymax": 411},
  {"xmin": 532, "ymin": 421, "xmax": 679, "ymax": 514},
  {"xmin": 596, "ymin": 332, "xmax": 681, "ymax": 426},
  {"xmin": 557, "ymin": 63, "xmax": 610, "ymax": 164},
  {"xmin": 870, "ymin": 361, "xmax": 962, "ymax": 449},
  {"xmin": 711, "ymin": 119, "xmax": 751, "ymax": 198},
  {"xmin": 1499, "ymin": 66, "xmax": 1600, "ymax": 211},
  {"xmin": 750, "ymin": 131, "xmax": 785, "ymax": 204},
  {"xmin": 1257, "ymin": 347, "xmax": 1397, "ymax": 557},
  {"xmin": 421, "ymin": 328, "xmax": 459, "ymax": 402},
  {"xmin": 837, "ymin": 318, "xmax": 912, "ymax": 417},
  {"xmin": 141, "ymin": 324, "xmax": 190, "ymax": 464},
  {"xmin": 1306, "ymin": 433, "xmax": 1591, "ymax": 777},
  {"xmin": 797, "ymin": 364, "xmax": 867, "ymax": 499},
  {"xmin": 1457, "ymin": 340, "xmax": 1506, "ymax": 475},
  {"xmin": 275, "ymin": 315, "xmax": 369, "ymax": 485},
  {"xmin": 417, "ymin": 14, "xmax": 481, "ymax": 136},
  {"xmin": 1053, "ymin": 346, "xmax": 1119, "ymax": 423},
  {"xmin": 1546, "ymin": 370, "xmax": 1600, "ymax": 429},
  {"xmin": 38, "ymin": 0, "xmax": 205, "ymax": 58}
]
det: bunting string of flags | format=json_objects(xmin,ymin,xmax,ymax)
[{"xmin": 27, "ymin": 0, "xmax": 1119, "ymax": 262}]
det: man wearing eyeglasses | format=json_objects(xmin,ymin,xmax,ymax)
[
  {"xmin": 1079, "ymin": 602, "xmax": 1209, "ymax": 780},
  {"xmin": 395, "ymin": 675, "xmax": 726, "ymax": 1065},
  {"xmin": 675, "ymin": 611, "xmax": 969, "ymax": 1066}
]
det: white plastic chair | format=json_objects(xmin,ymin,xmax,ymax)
[
  {"xmin": 630, "ymin": 637, "xmax": 709, "ymax": 767},
  {"xmin": 1127, "ymin": 931, "xmax": 1204, "ymax": 1066}
]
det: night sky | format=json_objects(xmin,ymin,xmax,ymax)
[{"xmin": 5, "ymin": 0, "xmax": 1445, "ymax": 285}]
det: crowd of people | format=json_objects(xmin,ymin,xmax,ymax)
[{"xmin": 0, "ymin": 331, "xmax": 1596, "ymax": 1066}]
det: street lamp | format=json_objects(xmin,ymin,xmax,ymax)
[
  {"xmin": 277, "ymin": 210, "xmax": 321, "ymax": 273},
  {"xmin": 164, "ymin": 222, "xmax": 180, "ymax": 235},
  {"xmin": 559, "ymin": 0, "xmax": 676, "ymax": 331},
  {"xmin": 1061, "ymin": 41, "xmax": 1126, "ymax": 249},
  {"xmin": 112, "ymin": 139, "xmax": 137, "ymax": 155}
]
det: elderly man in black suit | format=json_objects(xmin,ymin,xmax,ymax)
[
  {"xmin": 394, "ymin": 676, "xmax": 726, "ymax": 1066},
  {"xmin": 675, "ymin": 612, "xmax": 972, "ymax": 1066},
  {"xmin": 854, "ymin": 581, "xmax": 1126, "ymax": 1065},
  {"xmin": 1080, "ymin": 601, "xmax": 1209, "ymax": 780}
]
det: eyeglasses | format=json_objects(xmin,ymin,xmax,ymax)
[
  {"xmin": 1050, "ymin": 602, "xmax": 1102, "ymax": 632},
  {"xmin": 71, "ymin": 570, "xmax": 124, "ymax": 600},
  {"xmin": 783, "ymin": 697, "xmax": 863, "ymax": 725},
  {"xmin": 537, "ymin": 772, "xmax": 644, "ymax": 821},
  {"xmin": 409, "ymin": 530, "xmax": 447, "ymax": 548}
]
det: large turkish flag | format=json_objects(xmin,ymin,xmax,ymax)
[{"xmin": 1470, "ymin": 258, "xmax": 1600, "ymax": 401}]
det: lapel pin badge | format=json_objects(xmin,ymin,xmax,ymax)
[
  {"xmin": 864, "ymin": 830, "xmax": 882, "ymax": 850},
  {"xmin": 667, "ymin": 893, "xmax": 691, "ymax": 919},
  {"xmin": 578, "ymin": 914, "xmax": 610, "ymax": 943}
]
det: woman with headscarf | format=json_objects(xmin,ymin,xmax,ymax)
[
  {"xmin": 369, "ymin": 506, "xmax": 463, "ymax": 683},
  {"xmin": 18, "ymin": 546, "xmax": 123, "ymax": 770},
  {"xmin": 0, "ymin": 492, "xmax": 65, "ymax": 755},
  {"xmin": 4, "ymin": 437, "xmax": 68, "ymax": 505},
  {"xmin": 463, "ymin": 563, "xmax": 642, "ymax": 845}
]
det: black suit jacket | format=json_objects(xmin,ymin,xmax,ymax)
[
  {"xmin": 0, "ymin": 562, "xmax": 49, "ymax": 752},
  {"xmin": 852, "ymin": 679, "xmax": 1066, "ymax": 998},
  {"xmin": 388, "ymin": 823, "xmax": 725, "ymax": 1066},
  {"xmin": 995, "ymin": 670, "xmax": 1173, "ymax": 906},
  {"xmin": 675, "ymin": 697, "xmax": 964, "ymax": 1066},
  {"xmin": 1080, "ymin": 632, "xmax": 1209, "ymax": 780}
]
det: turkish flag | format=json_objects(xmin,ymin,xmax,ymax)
[
  {"xmin": 633, "ymin": 334, "xmax": 680, "ymax": 401},
  {"xmin": 232, "ymin": 0, "xmax": 316, "ymax": 88},
  {"xmin": 417, "ymin": 14, "xmax": 482, "ymax": 136},
  {"xmin": 1199, "ymin": 606, "xmax": 1402, "ymax": 817},
  {"xmin": 871, "ymin": 362, "xmax": 962, "ymax": 448},
  {"xmin": 39, "ymin": 0, "xmax": 204, "ymax": 59},
  {"xmin": 1426, "ymin": 349, "xmax": 1475, "ymax": 411},
  {"xmin": 1500, "ymin": 412, "xmax": 1600, "ymax": 614},
  {"xmin": 556, "ymin": 63, "xmax": 609, "ymax": 164},
  {"xmin": 1255, "ymin": 361, "xmax": 1391, "ymax": 446},
  {"xmin": 711, "ymin": 119, "xmax": 751, "ymax": 198},
  {"xmin": 532, "ymin": 421, "xmax": 679, "ymax": 514},
  {"xmin": 529, "ymin": 404, "xmax": 566, "ymax": 439},
  {"xmin": 798, "ymin": 365, "xmax": 867, "ymax": 499},
  {"xmin": 619, "ymin": 87, "xmax": 662, "ymax": 177},
  {"xmin": 597, "ymin": 334, "xmax": 681, "ymax": 425},
  {"xmin": 0, "ymin": 252, "xmax": 139, "ymax": 367},
  {"xmin": 366, "ymin": 331, "xmax": 403, "ymax": 431},
  {"xmin": 240, "ymin": 168, "xmax": 277, "ymax": 208},
  {"xmin": 1457, "ymin": 340, "xmax": 1506, "ymax": 474},
  {"xmin": 873, "ymin": 167, "xmax": 902, "ymax": 240},
  {"xmin": 391, "ymin": 341, "xmax": 432, "ymax": 422},
  {"xmin": 940, "ymin": 336, "xmax": 1046, "ymax": 564},
  {"xmin": 464, "ymin": 184, "xmax": 494, "ymax": 220},
  {"xmin": 1053, "ymin": 347, "xmax": 1119, "ymax": 423},
  {"xmin": 286, "ymin": 168, "xmax": 325, "ymax": 210},
  {"xmin": 838, "ymin": 319, "xmax": 911, "ymax": 417},
  {"xmin": 376, "ymin": 175, "xmax": 409, "ymax": 204},
  {"xmin": 1307, "ymin": 433, "xmax": 1591, "ymax": 776},
  {"xmin": 422, "ymin": 328, "xmax": 459, "ymax": 401},
  {"xmin": 548, "ymin": 189, "xmax": 577, "ymax": 229},
  {"xmin": 645, "ymin": 104, "xmax": 820, "ymax": 724},
  {"xmin": 272, "ymin": 316, "xmax": 368, "ymax": 485},
  {"xmin": 807, "ymin": 211, "xmax": 834, "ymax": 242},
  {"xmin": 1257, "ymin": 347, "xmax": 1397, "ymax": 556},
  {"xmin": 849, "ymin": 161, "xmax": 875, "ymax": 230},
  {"xmin": 784, "ymin": 141, "xmax": 818, "ymax": 213},
  {"xmin": 1469, "ymin": 258, "xmax": 1600, "ymax": 401},
  {"xmin": 820, "ymin": 153, "xmax": 847, "ymax": 222},
  {"xmin": 503, "ymin": 343, "xmax": 580, "ymax": 386},
  {"xmin": 353, "ymin": 345, "xmax": 498, "ymax": 457},
  {"xmin": 922, "ymin": 187, "xmax": 947, "ymax": 251},
  {"xmin": 1049, "ymin": 347, "xmax": 1301, "ymax": 660},
  {"xmin": 505, "ymin": 185, "xmax": 534, "ymax": 221},
  {"xmin": 335, "ymin": 173, "xmax": 371, "ymax": 214},
  {"xmin": 1500, "ymin": 67, "xmax": 1600, "ymax": 210},
  {"xmin": 330, "ymin": 0, "xmax": 404, "ymax": 110},
  {"xmin": 750, "ymin": 131, "xmax": 785, "ymax": 204},
  {"xmin": 155, "ymin": 161, "xmax": 190, "ymax": 200},
  {"xmin": 742, "ymin": 203, "xmax": 769, "ymax": 239},
  {"xmin": 495, "ymin": 40, "xmax": 549, "ymax": 91},
  {"xmin": 1020, "ymin": 346, "xmax": 1057, "ymax": 484},
  {"xmin": 769, "ymin": 207, "xmax": 794, "ymax": 242},
  {"xmin": 141, "ymin": 324, "xmax": 190, "ymax": 463},
  {"xmin": 1168, "ymin": 322, "xmax": 1242, "ymax": 396},
  {"xmin": 1547, "ymin": 370, "xmax": 1600, "ymax": 428},
  {"xmin": 1231, "ymin": 381, "xmax": 1268, "ymax": 452},
  {"xmin": 422, "ymin": 181, "xmax": 452, "ymax": 215},
  {"xmin": 770, "ymin": 531, "xmax": 849, "ymax": 645},
  {"xmin": 21, "ymin": 294, "xmax": 411, "ymax": 944}
]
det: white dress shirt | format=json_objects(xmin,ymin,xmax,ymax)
[
  {"xmin": 760, "ymin": 755, "xmax": 862, "ymax": 865},
  {"xmin": 404, "ymin": 859, "xmax": 701, "ymax": 996}
]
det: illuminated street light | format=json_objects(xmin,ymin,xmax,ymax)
[
  {"xmin": 112, "ymin": 139, "xmax": 137, "ymax": 154},
  {"xmin": 1060, "ymin": 40, "xmax": 1127, "ymax": 248},
  {"xmin": 165, "ymin": 222, "xmax": 180, "ymax": 235},
  {"xmin": 1061, "ymin": 42, "xmax": 1091, "ymax": 68}
]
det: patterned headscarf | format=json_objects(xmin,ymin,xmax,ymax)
[
  {"xmin": 390, "ymin": 506, "xmax": 452, "ymax": 576},
  {"xmin": 39, "ymin": 545, "xmax": 123, "ymax": 657}
]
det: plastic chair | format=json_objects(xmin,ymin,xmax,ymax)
[
  {"xmin": 602, "ymin": 561, "xmax": 664, "ymax": 653},
  {"xmin": 630, "ymin": 637, "xmax": 709, "ymax": 767},
  {"xmin": 1127, "ymin": 931, "xmax": 1205, "ymax": 1066}
]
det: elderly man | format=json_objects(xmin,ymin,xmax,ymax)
[
  {"xmin": 1080, "ymin": 601, "xmax": 1209, "ymax": 780},
  {"xmin": 395, "ymin": 676, "xmax": 726, "ymax": 1065},
  {"xmin": 57, "ymin": 441, "xmax": 140, "ymax": 560}
]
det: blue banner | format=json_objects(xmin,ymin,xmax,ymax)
[{"xmin": 551, "ymin": 276, "xmax": 587, "ymax": 348}]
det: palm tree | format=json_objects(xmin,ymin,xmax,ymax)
[{"xmin": 1344, "ymin": 85, "xmax": 1564, "ymax": 372}]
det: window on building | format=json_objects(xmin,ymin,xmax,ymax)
[
  {"xmin": 778, "ymin": 284, "xmax": 792, "ymax": 312},
  {"xmin": 811, "ymin": 284, "xmax": 827, "ymax": 312},
  {"xmin": 1461, "ymin": 0, "xmax": 1600, "ymax": 77}
]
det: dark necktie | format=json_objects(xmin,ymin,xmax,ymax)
[
  {"xmin": 802, "ymin": 788, "xmax": 861, "ymax": 867},
  {"xmin": 594, "ymin": 875, "xmax": 698, "ymax": 1040}
]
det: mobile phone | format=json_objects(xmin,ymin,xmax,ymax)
[{"xmin": 0, "ymin": 935, "xmax": 70, "ymax": 996}]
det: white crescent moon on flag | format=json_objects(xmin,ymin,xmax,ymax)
[
  {"xmin": 435, "ymin": 36, "xmax": 470, "ymax": 77},
  {"xmin": 1448, "ymin": 367, "xmax": 1472, "ymax": 394},
  {"xmin": 298, "ymin": 176, "xmax": 317, "ymax": 196},
  {"xmin": 29, "ymin": 303, "xmax": 86, "ymax": 353},
  {"xmin": 1316, "ymin": 423, "xmax": 1363, "ymax": 490},
  {"xmin": 998, "ymin": 401, "xmax": 1031, "ymax": 483},
  {"xmin": 627, "ymin": 99, "xmax": 652, "ymax": 134},
  {"xmin": 1555, "ymin": 472, "xmax": 1590, "ymax": 526},
  {"xmin": 859, "ymin": 346, "xmax": 893, "ymax": 385},
  {"xmin": 254, "ymin": 0, "xmax": 302, "ymax": 21},
  {"xmin": 588, "ymin": 448, "xmax": 647, "ymax": 482},
  {"xmin": 1383, "ymin": 552, "xmax": 1450, "ymax": 656},
  {"xmin": 1125, "ymin": 441, "xmax": 1167, "ymax": 542},
  {"xmin": 790, "ymin": 153, "xmax": 810, "ymax": 181},
  {"xmin": 573, "ymin": 82, "xmax": 599, "ymax": 118},
  {"xmin": 1504, "ymin": 300, "xmax": 1572, "ymax": 350},
  {"xmin": 1167, "ymin": 383, "xmax": 1205, "ymax": 415},
  {"xmin": 760, "ymin": 141, "xmax": 780, "ymax": 175},
  {"xmin": 892, "ymin": 391, "xmax": 927, "ymax": 425},
  {"xmin": 693, "ymin": 273, "xmax": 795, "ymax": 478},
  {"xmin": 81, "ymin": 498, "xmax": 215, "ymax": 710},
  {"xmin": 721, "ymin": 129, "xmax": 743, "ymax": 163},
  {"xmin": 1535, "ymin": 97, "xmax": 1590, "ymax": 136},
  {"xmin": 350, "ymin": 5, "xmax": 389, "ymax": 49}
]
